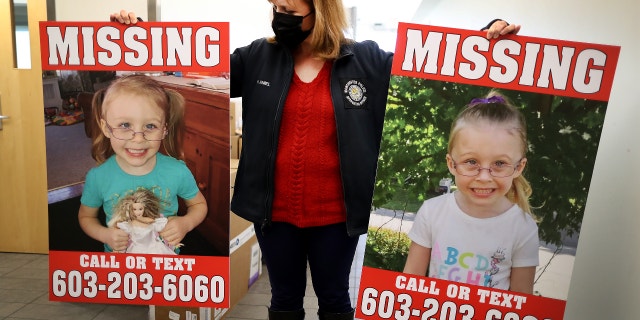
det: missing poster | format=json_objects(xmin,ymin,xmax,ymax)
[
  {"xmin": 357, "ymin": 23, "xmax": 620, "ymax": 320},
  {"xmin": 40, "ymin": 21, "xmax": 231, "ymax": 308}
]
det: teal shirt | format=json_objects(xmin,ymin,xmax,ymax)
[{"xmin": 81, "ymin": 153, "xmax": 199, "ymax": 230}]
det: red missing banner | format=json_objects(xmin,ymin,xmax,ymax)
[
  {"xmin": 392, "ymin": 23, "xmax": 620, "ymax": 101},
  {"xmin": 39, "ymin": 21, "xmax": 230, "ymax": 72}
]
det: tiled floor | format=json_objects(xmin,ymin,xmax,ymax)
[
  {"xmin": 0, "ymin": 235, "xmax": 367, "ymax": 320},
  {"xmin": 0, "ymin": 252, "xmax": 147, "ymax": 320},
  {"xmin": 1, "ymin": 206, "xmax": 575, "ymax": 319}
]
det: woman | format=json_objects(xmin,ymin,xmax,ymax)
[
  {"xmin": 231, "ymin": 1, "xmax": 393, "ymax": 318},
  {"xmin": 112, "ymin": 2, "xmax": 518, "ymax": 318}
]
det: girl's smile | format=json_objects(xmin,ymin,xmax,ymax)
[{"xmin": 472, "ymin": 187, "xmax": 495, "ymax": 195}]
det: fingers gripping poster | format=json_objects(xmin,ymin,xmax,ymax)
[
  {"xmin": 40, "ymin": 21, "xmax": 231, "ymax": 308},
  {"xmin": 357, "ymin": 23, "xmax": 620, "ymax": 320}
]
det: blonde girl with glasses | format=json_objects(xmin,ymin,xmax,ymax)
[
  {"xmin": 403, "ymin": 90, "xmax": 539, "ymax": 294},
  {"xmin": 78, "ymin": 75, "xmax": 207, "ymax": 253}
]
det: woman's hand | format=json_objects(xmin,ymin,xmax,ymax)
[
  {"xmin": 109, "ymin": 10, "xmax": 138, "ymax": 24},
  {"xmin": 484, "ymin": 20, "xmax": 521, "ymax": 39}
]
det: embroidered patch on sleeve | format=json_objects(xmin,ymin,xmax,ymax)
[{"xmin": 340, "ymin": 78, "xmax": 368, "ymax": 109}]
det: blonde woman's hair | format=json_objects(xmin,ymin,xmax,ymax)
[
  {"xmin": 90, "ymin": 74, "xmax": 185, "ymax": 164},
  {"xmin": 108, "ymin": 188, "xmax": 163, "ymax": 227},
  {"xmin": 448, "ymin": 90, "xmax": 533, "ymax": 215},
  {"xmin": 267, "ymin": 0, "xmax": 352, "ymax": 59}
]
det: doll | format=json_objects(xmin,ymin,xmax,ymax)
[{"xmin": 108, "ymin": 188, "xmax": 180, "ymax": 254}]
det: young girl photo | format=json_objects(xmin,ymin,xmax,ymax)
[
  {"xmin": 78, "ymin": 74, "xmax": 207, "ymax": 253},
  {"xmin": 402, "ymin": 91, "xmax": 539, "ymax": 294},
  {"xmin": 364, "ymin": 73, "xmax": 609, "ymax": 301}
]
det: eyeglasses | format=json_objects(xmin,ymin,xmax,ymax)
[
  {"xmin": 451, "ymin": 158, "xmax": 523, "ymax": 178},
  {"xmin": 103, "ymin": 121, "xmax": 166, "ymax": 141}
]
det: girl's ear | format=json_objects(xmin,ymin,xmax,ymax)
[
  {"xmin": 99, "ymin": 118, "xmax": 111, "ymax": 138},
  {"xmin": 446, "ymin": 154, "xmax": 457, "ymax": 176},
  {"xmin": 513, "ymin": 157, "xmax": 527, "ymax": 177}
]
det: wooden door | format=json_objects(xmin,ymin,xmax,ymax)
[{"xmin": 0, "ymin": 0, "xmax": 48, "ymax": 253}]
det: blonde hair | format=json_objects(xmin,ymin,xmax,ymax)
[
  {"xmin": 267, "ymin": 0, "xmax": 352, "ymax": 59},
  {"xmin": 90, "ymin": 75, "xmax": 185, "ymax": 164},
  {"xmin": 448, "ymin": 90, "xmax": 533, "ymax": 215},
  {"xmin": 108, "ymin": 188, "xmax": 163, "ymax": 227}
]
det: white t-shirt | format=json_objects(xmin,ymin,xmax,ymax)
[{"xmin": 407, "ymin": 192, "xmax": 539, "ymax": 290}]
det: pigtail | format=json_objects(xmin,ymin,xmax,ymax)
[
  {"xmin": 90, "ymin": 88, "xmax": 115, "ymax": 164},
  {"xmin": 162, "ymin": 89, "xmax": 186, "ymax": 160},
  {"xmin": 508, "ymin": 175, "xmax": 534, "ymax": 217}
]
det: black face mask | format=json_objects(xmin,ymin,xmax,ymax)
[{"xmin": 271, "ymin": 8, "xmax": 314, "ymax": 48}]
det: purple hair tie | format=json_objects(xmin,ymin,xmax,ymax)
[{"xmin": 468, "ymin": 95, "xmax": 505, "ymax": 107}]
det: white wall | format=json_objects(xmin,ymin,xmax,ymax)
[
  {"xmin": 343, "ymin": 0, "xmax": 423, "ymax": 50},
  {"xmin": 53, "ymin": 0, "xmax": 270, "ymax": 52},
  {"xmin": 159, "ymin": 0, "xmax": 272, "ymax": 52},
  {"xmin": 54, "ymin": 0, "xmax": 146, "ymax": 21},
  {"xmin": 412, "ymin": 1, "xmax": 640, "ymax": 319}
]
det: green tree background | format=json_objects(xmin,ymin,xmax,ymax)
[{"xmin": 372, "ymin": 75, "xmax": 607, "ymax": 246}]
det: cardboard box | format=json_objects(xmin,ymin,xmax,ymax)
[
  {"xmin": 229, "ymin": 166, "xmax": 251, "ymax": 248},
  {"xmin": 249, "ymin": 241, "xmax": 263, "ymax": 287},
  {"xmin": 230, "ymin": 99, "xmax": 243, "ymax": 136},
  {"xmin": 150, "ymin": 306, "xmax": 229, "ymax": 320},
  {"xmin": 229, "ymin": 229, "xmax": 260, "ymax": 309},
  {"xmin": 227, "ymin": 159, "xmax": 261, "ymax": 312},
  {"xmin": 230, "ymin": 135, "xmax": 240, "ymax": 159},
  {"xmin": 230, "ymin": 167, "xmax": 238, "ymax": 208},
  {"xmin": 230, "ymin": 98, "xmax": 243, "ymax": 135},
  {"xmin": 227, "ymin": 213, "xmax": 260, "ymax": 310},
  {"xmin": 150, "ymin": 305, "xmax": 211, "ymax": 320},
  {"xmin": 230, "ymin": 213, "xmax": 253, "ymax": 249},
  {"xmin": 229, "ymin": 100, "xmax": 236, "ymax": 136}
]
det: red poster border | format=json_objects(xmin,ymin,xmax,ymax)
[
  {"xmin": 41, "ymin": 21, "xmax": 231, "ymax": 308},
  {"xmin": 357, "ymin": 266, "xmax": 566, "ymax": 320},
  {"xmin": 49, "ymin": 251, "xmax": 230, "ymax": 307},
  {"xmin": 39, "ymin": 21, "xmax": 230, "ymax": 72},
  {"xmin": 392, "ymin": 23, "xmax": 620, "ymax": 101},
  {"xmin": 359, "ymin": 23, "xmax": 621, "ymax": 320}
]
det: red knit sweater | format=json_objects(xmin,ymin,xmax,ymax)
[{"xmin": 271, "ymin": 62, "xmax": 347, "ymax": 227}]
